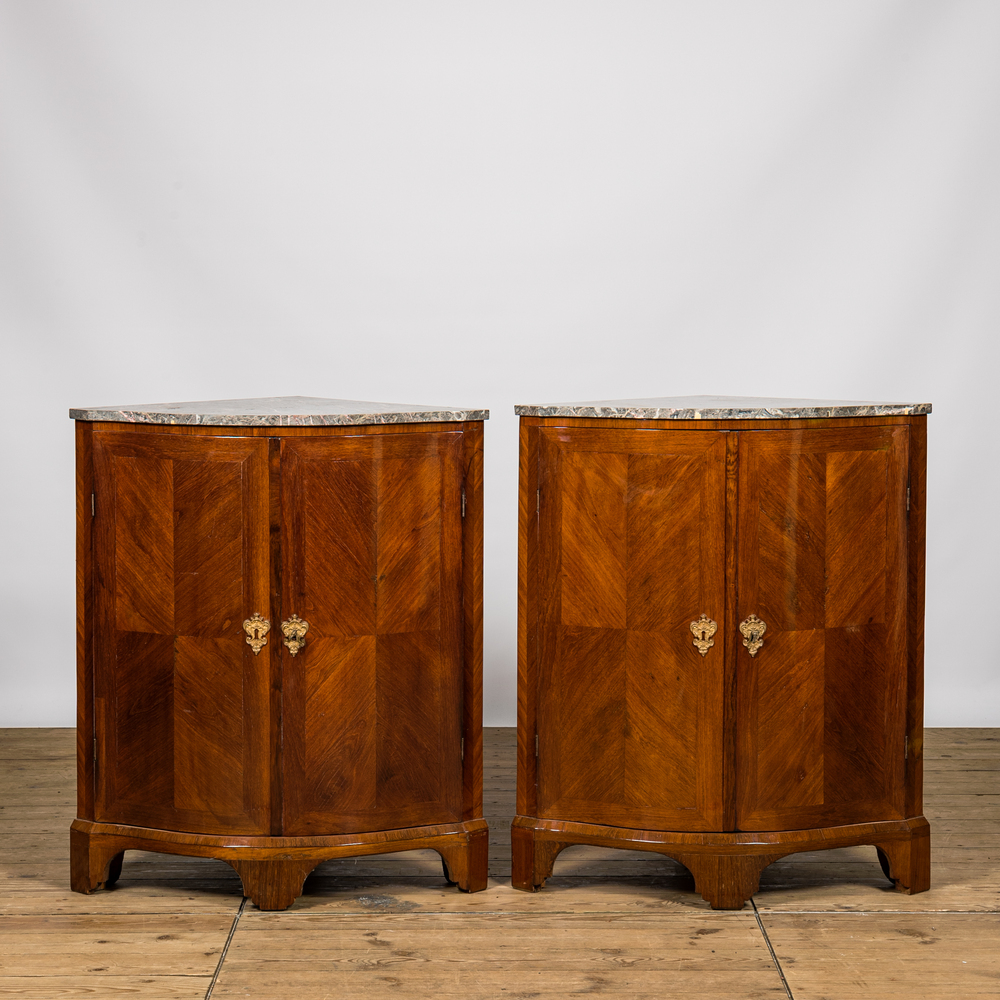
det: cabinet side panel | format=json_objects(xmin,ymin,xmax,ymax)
[
  {"xmin": 461, "ymin": 423, "xmax": 485, "ymax": 820},
  {"xmin": 75, "ymin": 422, "xmax": 95, "ymax": 820},
  {"xmin": 905, "ymin": 417, "xmax": 927, "ymax": 818},
  {"xmin": 517, "ymin": 419, "xmax": 540, "ymax": 817}
]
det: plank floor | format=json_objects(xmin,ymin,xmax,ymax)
[{"xmin": 1, "ymin": 728, "xmax": 997, "ymax": 998}]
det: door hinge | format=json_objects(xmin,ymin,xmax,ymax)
[
  {"xmin": 536, "ymin": 488, "xmax": 541, "ymax": 515},
  {"xmin": 904, "ymin": 735, "xmax": 909, "ymax": 760},
  {"xmin": 93, "ymin": 737, "xmax": 98, "ymax": 763},
  {"xmin": 461, "ymin": 736, "xmax": 465, "ymax": 760},
  {"xmin": 535, "ymin": 733, "xmax": 539, "ymax": 757},
  {"xmin": 91, "ymin": 493, "xmax": 95, "ymax": 517},
  {"xmin": 461, "ymin": 486, "xmax": 467, "ymax": 519},
  {"xmin": 906, "ymin": 485, "xmax": 911, "ymax": 512}
]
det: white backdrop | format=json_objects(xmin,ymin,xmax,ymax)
[{"xmin": 1, "ymin": 1, "xmax": 998, "ymax": 726}]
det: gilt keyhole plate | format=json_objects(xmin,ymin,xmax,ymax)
[
  {"xmin": 739, "ymin": 614, "xmax": 767, "ymax": 657},
  {"xmin": 689, "ymin": 614, "xmax": 718, "ymax": 657},
  {"xmin": 281, "ymin": 615, "xmax": 310, "ymax": 657},
  {"xmin": 243, "ymin": 613, "xmax": 271, "ymax": 655}
]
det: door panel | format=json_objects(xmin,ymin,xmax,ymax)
[
  {"xmin": 92, "ymin": 431, "xmax": 271, "ymax": 834},
  {"xmin": 736, "ymin": 426, "xmax": 909, "ymax": 830},
  {"xmin": 535, "ymin": 427, "xmax": 728, "ymax": 832},
  {"xmin": 281, "ymin": 432, "xmax": 465, "ymax": 835}
]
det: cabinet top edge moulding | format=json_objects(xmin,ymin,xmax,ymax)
[
  {"xmin": 514, "ymin": 394, "xmax": 930, "ymax": 420},
  {"xmin": 69, "ymin": 395, "xmax": 489, "ymax": 426}
]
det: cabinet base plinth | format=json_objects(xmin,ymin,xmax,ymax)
[
  {"xmin": 511, "ymin": 815, "xmax": 930, "ymax": 909},
  {"xmin": 71, "ymin": 818, "xmax": 490, "ymax": 910}
]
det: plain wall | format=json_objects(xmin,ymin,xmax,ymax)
[{"xmin": 1, "ymin": 0, "xmax": 998, "ymax": 726}]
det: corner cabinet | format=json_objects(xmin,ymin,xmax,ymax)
[
  {"xmin": 512, "ymin": 396, "xmax": 931, "ymax": 909},
  {"xmin": 70, "ymin": 396, "xmax": 489, "ymax": 910}
]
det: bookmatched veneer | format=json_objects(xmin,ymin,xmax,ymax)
[
  {"xmin": 70, "ymin": 397, "xmax": 488, "ymax": 910},
  {"xmin": 513, "ymin": 396, "xmax": 932, "ymax": 909}
]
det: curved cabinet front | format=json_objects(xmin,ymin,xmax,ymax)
[
  {"xmin": 72, "ymin": 419, "xmax": 487, "ymax": 910},
  {"xmin": 513, "ymin": 414, "xmax": 929, "ymax": 909}
]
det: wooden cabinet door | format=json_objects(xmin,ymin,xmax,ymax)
[
  {"xmin": 280, "ymin": 431, "xmax": 465, "ymax": 835},
  {"xmin": 92, "ymin": 430, "xmax": 271, "ymax": 835},
  {"xmin": 735, "ymin": 425, "xmax": 909, "ymax": 831},
  {"xmin": 534, "ymin": 427, "xmax": 729, "ymax": 832}
]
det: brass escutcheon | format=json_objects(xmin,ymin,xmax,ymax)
[
  {"xmin": 281, "ymin": 615, "xmax": 309, "ymax": 657},
  {"xmin": 243, "ymin": 613, "xmax": 270, "ymax": 655},
  {"xmin": 689, "ymin": 614, "xmax": 718, "ymax": 657},
  {"xmin": 739, "ymin": 614, "xmax": 767, "ymax": 657}
]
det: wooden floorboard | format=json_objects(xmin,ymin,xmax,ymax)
[
  {"xmin": 1, "ymin": 726, "xmax": 997, "ymax": 998},
  {"xmin": 760, "ymin": 912, "xmax": 1000, "ymax": 997},
  {"xmin": 212, "ymin": 911, "xmax": 785, "ymax": 997}
]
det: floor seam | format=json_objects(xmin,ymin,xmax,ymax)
[
  {"xmin": 205, "ymin": 895, "xmax": 247, "ymax": 999},
  {"xmin": 752, "ymin": 898, "xmax": 794, "ymax": 1000}
]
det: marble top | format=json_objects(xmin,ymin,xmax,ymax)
[
  {"xmin": 70, "ymin": 396, "xmax": 489, "ymax": 426},
  {"xmin": 514, "ymin": 395, "xmax": 931, "ymax": 420}
]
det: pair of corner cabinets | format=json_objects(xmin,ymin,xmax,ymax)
[{"xmin": 70, "ymin": 397, "xmax": 930, "ymax": 911}]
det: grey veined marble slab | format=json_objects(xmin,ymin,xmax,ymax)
[
  {"xmin": 514, "ymin": 395, "xmax": 931, "ymax": 420},
  {"xmin": 70, "ymin": 396, "xmax": 489, "ymax": 426}
]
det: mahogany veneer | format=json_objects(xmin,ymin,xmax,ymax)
[
  {"xmin": 71, "ymin": 399, "xmax": 488, "ymax": 909},
  {"xmin": 512, "ymin": 399, "xmax": 930, "ymax": 909}
]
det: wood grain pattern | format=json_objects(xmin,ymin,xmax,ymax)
[
  {"xmin": 736, "ymin": 425, "xmax": 910, "ymax": 831},
  {"xmin": 112, "ymin": 454, "xmax": 174, "ymax": 634},
  {"xmin": 2, "ymin": 725, "xmax": 994, "ymax": 999},
  {"xmin": 512, "ymin": 814, "xmax": 931, "ymax": 909},
  {"xmin": 533, "ymin": 427, "xmax": 728, "ymax": 833},
  {"xmin": 76, "ymin": 420, "xmax": 486, "ymax": 911},
  {"xmin": 90, "ymin": 431, "xmax": 271, "ymax": 838},
  {"xmin": 70, "ymin": 817, "xmax": 490, "ymax": 909},
  {"xmin": 516, "ymin": 420, "xmax": 540, "ymax": 819},
  {"xmin": 280, "ymin": 431, "xmax": 464, "ymax": 837},
  {"xmin": 517, "ymin": 415, "xmax": 928, "ymax": 910},
  {"xmin": 213, "ymin": 910, "xmax": 782, "ymax": 998},
  {"xmin": 0, "ymin": 911, "xmax": 233, "ymax": 993},
  {"xmin": 905, "ymin": 416, "xmax": 928, "ymax": 820},
  {"xmin": 762, "ymin": 912, "xmax": 999, "ymax": 997},
  {"xmin": 461, "ymin": 423, "xmax": 485, "ymax": 821},
  {"xmin": 75, "ymin": 422, "xmax": 95, "ymax": 822}
]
